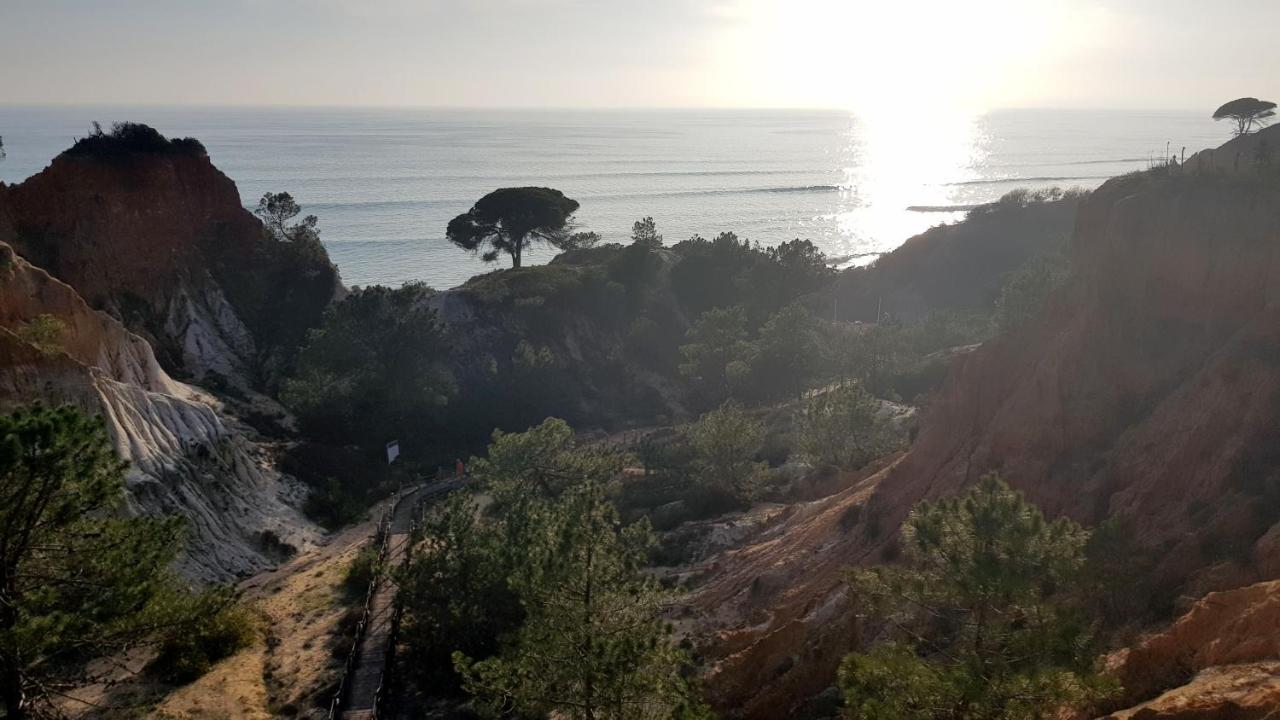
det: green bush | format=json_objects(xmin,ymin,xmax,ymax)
[
  {"xmin": 302, "ymin": 478, "xmax": 366, "ymax": 530},
  {"xmin": 14, "ymin": 314, "xmax": 68, "ymax": 356},
  {"xmin": 65, "ymin": 121, "xmax": 207, "ymax": 158},
  {"xmin": 795, "ymin": 384, "xmax": 895, "ymax": 469},
  {"xmin": 282, "ymin": 283, "xmax": 455, "ymax": 451},
  {"xmin": 841, "ymin": 475, "xmax": 1114, "ymax": 719},
  {"xmin": 148, "ymin": 594, "xmax": 257, "ymax": 685},
  {"xmin": 996, "ymin": 250, "xmax": 1070, "ymax": 333},
  {"xmin": 343, "ymin": 545, "xmax": 381, "ymax": 599},
  {"xmin": 684, "ymin": 401, "xmax": 766, "ymax": 504},
  {"xmin": 282, "ymin": 442, "xmax": 397, "ymax": 529}
]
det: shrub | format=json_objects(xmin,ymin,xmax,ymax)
[
  {"xmin": 684, "ymin": 401, "xmax": 766, "ymax": 503},
  {"xmin": 65, "ymin": 122, "xmax": 207, "ymax": 158},
  {"xmin": 841, "ymin": 475, "xmax": 1113, "ymax": 718},
  {"xmin": 148, "ymin": 593, "xmax": 257, "ymax": 685},
  {"xmin": 996, "ymin": 249, "xmax": 1070, "ymax": 333},
  {"xmin": 281, "ymin": 441, "xmax": 397, "ymax": 529},
  {"xmin": 302, "ymin": 478, "xmax": 366, "ymax": 530},
  {"xmin": 282, "ymin": 283, "xmax": 455, "ymax": 451},
  {"xmin": 343, "ymin": 545, "xmax": 381, "ymax": 599},
  {"xmin": 678, "ymin": 306, "xmax": 751, "ymax": 408},
  {"xmin": 839, "ymin": 503, "xmax": 863, "ymax": 532},
  {"xmin": 795, "ymin": 384, "xmax": 894, "ymax": 469},
  {"xmin": 14, "ymin": 314, "xmax": 68, "ymax": 356}
]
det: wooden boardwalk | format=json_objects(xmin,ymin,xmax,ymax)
[{"xmin": 337, "ymin": 480, "xmax": 464, "ymax": 719}]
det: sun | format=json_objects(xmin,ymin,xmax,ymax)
[{"xmin": 706, "ymin": 0, "xmax": 1078, "ymax": 112}]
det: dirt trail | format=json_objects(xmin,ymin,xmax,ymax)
[{"xmin": 150, "ymin": 495, "xmax": 402, "ymax": 719}]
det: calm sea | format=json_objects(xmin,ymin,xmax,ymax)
[{"xmin": 0, "ymin": 107, "xmax": 1223, "ymax": 289}]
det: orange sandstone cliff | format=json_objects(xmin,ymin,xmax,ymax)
[
  {"xmin": 0, "ymin": 139, "xmax": 340, "ymax": 387},
  {"xmin": 690, "ymin": 127, "xmax": 1280, "ymax": 718}
]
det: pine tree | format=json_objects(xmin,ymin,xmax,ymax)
[
  {"xmin": 397, "ymin": 490, "xmax": 524, "ymax": 692},
  {"xmin": 684, "ymin": 401, "xmax": 765, "ymax": 503},
  {"xmin": 840, "ymin": 474, "xmax": 1113, "ymax": 720},
  {"xmin": 455, "ymin": 477, "xmax": 707, "ymax": 719},
  {"xmin": 0, "ymin": 405, "xmax": 191, "ymax": 718},
  {"xmin": 795, "ymin": 383, "xmax": 891, "ymax": 469}
]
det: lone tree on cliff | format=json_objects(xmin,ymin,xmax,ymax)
[
  {"xmin": 255, "ymin": 191, "xmax": 320, "ymax": 244},
  {"xmin": 1213, "ymin": 97, "xmax": 1277, "ymax": 136},
  {"xmin": 446, "ymin": 187, "xmax": 580, "ymax": 268}
]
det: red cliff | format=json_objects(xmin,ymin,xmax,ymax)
[
  {"xmin": 691, "ymin": 127, "xmax": 1280, "ymax": 717},
  {"xmin": 0, "ymin": 135, "xmax": 340, "ymax": 387}
]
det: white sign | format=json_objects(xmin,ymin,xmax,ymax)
[{"xmin": 385, "ymin": 440, "xmax": 400, "ymax": 464}]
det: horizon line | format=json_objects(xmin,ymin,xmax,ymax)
[{"xmin": 0, "ymin": 102, "xmax": 1217, "ymax": 115}]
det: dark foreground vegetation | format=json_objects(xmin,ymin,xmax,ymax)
[
  {"xmin": 0, "ymin": 406, "xmax": 252, "ymax": 720},
  {"xmin": 397, "ymin": 419, "xmax": 712, "ymax": 719}
]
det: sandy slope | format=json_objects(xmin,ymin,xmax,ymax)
[{"xmin": 152, "ymin": 503, "xmax": 395, "ymax": 720}]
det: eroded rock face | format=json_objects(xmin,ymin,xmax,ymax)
[
  {"xmin": 0, "ymin": 242, "xmax": 318, "ymax": 580},
  {"xmin": 1100, "ymin": 581, "xmax": 1280, "ymax": 718},
  {"xmin": 684, "ymin": 462, "xmax": 893, "ymax": 719},
  {"xmin": 876, "ymin": 130, "xmax": 1280, "ymax": 595},
  {"xmin": 0, "ymin": 146, "xmax": 340, "ymax": 388}
]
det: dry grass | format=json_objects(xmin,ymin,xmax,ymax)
[{"xmin": 150, "ymin": 507, "xmax": 389, "ymax": 719}]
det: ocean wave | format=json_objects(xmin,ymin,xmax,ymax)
[
  {"xmin": 986, "ymin": 157, "xmax": 1148, "ymax": 169},
  {"xmin": 593, "ymin": 184, "xmax": 843, "ymax": 200},
  {"xmin": 571, "ymin": 168, "xmax": 811, "ymax": 179},
  {"xmin": 281, "ymin": 198, "xmax": 463, "ymax": 212},
  {"xmin": 907, "ymin": 204, "xmax": 981, "ymax": 213},
  {"xmin": 1062, "ymin": 157, "xmax": 1148, "ymax": 165},
  {"xmin": 259, "ymin": 183, "xmax": 846, "ymax": 213},
  {"xmin": 944, "ymin": 175, "xmax": 1111, "ymax": 187},
  {"xmin": 284, "ymin": 168, "xmax": 813, "ymax": 184}
]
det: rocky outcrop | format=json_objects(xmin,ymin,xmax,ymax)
[
  {"xmin": 0, "ymin": 242, "xmax": 319, "ymax": 580},
  {"xmin": 1099, "ymin": 581, "xmax": 1280, "ymax": 718},
  {"xmin": 0, "ymin": 136, "xmax": 340, "ymax": 388}
]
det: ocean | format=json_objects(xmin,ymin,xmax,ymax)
[{"xmin": 0, "ymin": 107, "xmax": 1224, "ymax": 290}]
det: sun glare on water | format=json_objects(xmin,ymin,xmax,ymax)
[{"xmin": 834, "ymin": 110, "xmax": 987, "ymax": 261}]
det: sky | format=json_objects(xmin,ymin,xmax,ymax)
[{"xmin": 1, "ymin": 0, "xmax": 1276, "ymax": 111}]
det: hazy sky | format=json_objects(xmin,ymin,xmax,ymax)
[{"xmin": 2, "ymin": 0, "xmax": 1275, "ymax": 111}]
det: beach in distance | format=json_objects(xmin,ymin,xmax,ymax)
[{"xmin": 0, "ymin": 106, "xmax": 1222, "ymax": 289}]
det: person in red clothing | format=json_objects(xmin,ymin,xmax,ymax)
[{"xmin": 455, "ymin": 458, "xmax": 465, "ymax": 479}]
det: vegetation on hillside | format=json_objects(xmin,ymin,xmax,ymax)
[
  {"xmin": 13, "ymin": 315, "xmax": 68, "ymax": 356},
  {"xmin": 278, "ymin": 196, "xmax": 1072, "ymax": 526},
  {"xmin": 795, "ymin": 383, "xmax": 896, "ymax": 469}
]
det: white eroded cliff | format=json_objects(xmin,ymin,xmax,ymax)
[{"xmin": 0, "ymin": 242, "xmax": 319, "ymax": 580}]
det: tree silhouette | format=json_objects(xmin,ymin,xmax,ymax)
[
  {"xmin": 1213, "ymin": 97, "xmax": 1277, "ymax": 136},
  {"xmin": 254, "ymin": 191, "xmax": 319, "ymax": 244},
  {"xmin": 447, "ymin": 187, "xmax": 580, "ymax": 268}
]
